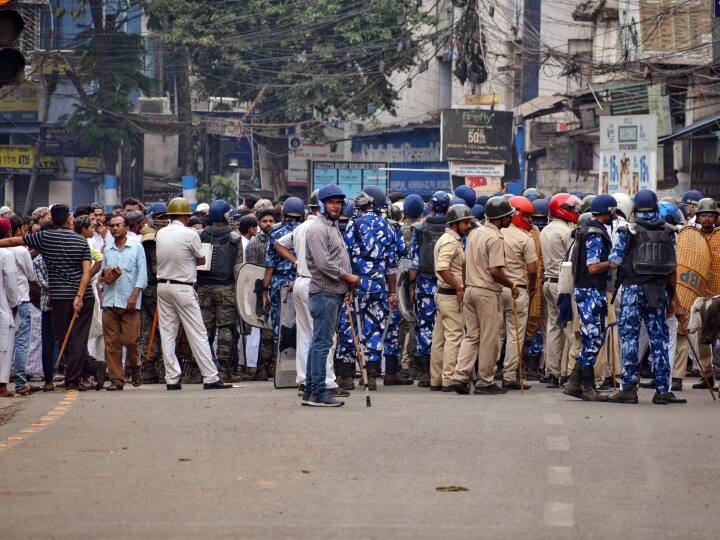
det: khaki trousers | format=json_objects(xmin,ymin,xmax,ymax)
[
  {"xmin": 499, "ymin": 288, "xmax": 528, "ymax": 381},
  {"xmin": 453, "ymin": 287, "xmax": 501, "ymax": 386},
  {"xmin": 673, "ymin": 334, "xmax": 713, "ymax": 379},
  {"xmin": 543, "ymin": 281, "xmax": 575, "ymax": 377},
  {"xmin": 157, "ymin": 283, "xmax": 219, "ymax": 385},
  {"xmin": 430, "ymin": 292, "xmax": 465, "ymax": 387},
  {"xmin": 102, "ymin": 307, "xmax": 141, "ymax": 385}
]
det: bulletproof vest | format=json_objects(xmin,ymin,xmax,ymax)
[
  {"xmin": 141, "ymin": 229, "xmax": 158, "ymax": 284},
  {"xmin": 573, "ymin": 219, "xmax": 612, "ymax": 290},
  {"xmin": 622, "ymin": 219, "xmax": 676, "ymax": 286},
  {"xmin": 414, "ymin": 216, "xmax": 447, "ymax": 275},
  {"xmin": 197, "ymin": 226, "xmax": 241, "ymax": 286}
]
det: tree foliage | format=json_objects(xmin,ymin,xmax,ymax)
[
  {"xmin": 149, "ymin": 0, "xmax": 432, "ymax": 126},
  {"xmin": 197, "ymin": 175, "xmax": 238, "ymax": 205}
]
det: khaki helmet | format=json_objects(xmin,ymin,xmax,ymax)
[
  {"xmin": 695, "ymin": 197, "xmax": 719, "ymax": 215},
  {"xmin": 446, "ymin": 204, "xmax": 474, "ymax": 224},
  {"xmin": 580, "ymin": 194, "xmax": 596, "ymax": 214},
  {"xmin": 485, "ymin": 196, "xmax": 516, "ymax": 220},
  {"xmin": 308, "ymin": 189, "xmax": 320, "ymax": 208},
  {"xmin": 167, "ymin": 197, "xmax": 193, "ymax": 215}
]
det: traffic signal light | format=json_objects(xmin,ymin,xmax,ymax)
[{"xmin": 0, "ymin": 0, "xmax": 25, "ymax": 86}]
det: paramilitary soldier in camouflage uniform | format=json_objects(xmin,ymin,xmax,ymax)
[
  {"xmin": 607, "ymin": 189, "xmax": 682, "ymax": 405},
  {"xmin": 342, "ymin": 186, "xmax": 399, "ymax": 390},
  {"xmin": 408, "ymin": 191, "xmax": 450, "ymax": 387},
  {"xmin": 197, "ymin": 200, "xmax": 244, "ymax": 383},
  {"xmin": 140, "ymin": 202, "xmax": 169, "ymax": 383}
]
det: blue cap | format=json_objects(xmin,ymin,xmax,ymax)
[
  {"xmin": 403, "ymin": 194, "xmax": 424, "ymax": 219},
  {"xmin": 471, "ymin": 204, "xmax": 485, "ymax": 220},
  {"xmin": 449, "ymin": 197, "xmax": 466, "ymax": 207},
  {"xmin": 476, "ymin": 195, "xmax": 490, "ymax": 206},
  {"xmin": 208, "ymin": 199, "xmax": 231, "ymax": 222},
  {"xmin": 682, "ymin": 190, "xmax": 703, "ymax": 204},
  {"xmin": 454, "ymin": 185, "xmax": 477, "ymax": 207}
]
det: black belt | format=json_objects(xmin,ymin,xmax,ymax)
[
  {"xmin": 545, "ymin": 277, "xmax": 558, "ymax": 284},
  {"xmin": 159, "ymin": 279, "xmax": 194, "ymax": 286},
  {"xmin": 438, "ymin": 287, "xmax": 457, "ymax": 295},
  {"xmin": 514, "ymin": 284, "xmax": 527, "ymax": 289}
]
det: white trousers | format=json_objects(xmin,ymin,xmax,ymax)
[
  {"xmin": 0, "ymin": 324, "xmax": 15, "ymax": 384},
  {"xmin": 293, "ymin": 276, "xmax": 337, "ymax": 388},
  {"xmin": 157, "ymin": 283, "xmax": 219, "ymax": 385},
  {"xmin": 245, "ymin": 328, "xmax": 260, "ymax": 368}
]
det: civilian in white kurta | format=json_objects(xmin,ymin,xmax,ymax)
[{"xmin": 0, "ymin": 247, "xmax": 18, "ymax": 397}]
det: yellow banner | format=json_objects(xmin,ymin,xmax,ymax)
[
  {"xmin": 0, "ymin": 81, "xmax": 40, "ymax": 113},
  {"xmin": 464, "ymin": 93, "xmax": 500, "ymax": 106},
  {"xmin": 76, "ymin": 156, "xmax": 102, "ymax": 173},
  {"xmin": 0, "ymin": 146, "xmax": 59, "ymax": 170}
]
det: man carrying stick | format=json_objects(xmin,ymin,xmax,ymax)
[
  {"xmin": 0, "ymin": 204, "xmax": 106, "ymax": 392},
  {"xmin": 304, "ymin": 185, "xmax": 359, "ymax": 407}
]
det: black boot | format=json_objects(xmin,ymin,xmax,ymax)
[
  {"xmin": 581, "ymin": 367, "xmax": 605, "ymax": 401},
  {"xmin": 545, "ymin": 373, "xmax": 560, "ymax": 388},
  {"xmin": 416, "ymin": 355, "xmax": 431, "ymax": 388},
  {"xmin": 598, "ymin": 376, "xmax": 617, "ymax": 391},
  {"xmin": 692, "ymin": 376, "xmax": 716, "ymax": 390},
  {"xmin": 525, "ymin": 356, "xmax": 541, "ymax": 381},
  {"xmin": 338, "ymin": 362, "xmax": 355, "ymax": 390},
  {"xmin": 141, "ymin": 361, "xmax": 159, "ymax": 384},
  {"xmin": 606, "ymin": 385, "xmax": 639, "ymax": 404},
  {"xmin": 218, "ymin": 358, "xmax": 241, "ymax": 383},
  {"xmin": 563, "ymin": 361, "xmax": 583, "ymax": 400},
  {"xmin": 383, "ymin": 356, "xmax": 414, "ymax": 386},
  {"xmin": 366, "ymin": 362, "xmax": 379, "ymax": 391},
  {"xmin": 671, "ymin": 378, "xmax": 682, "ymax": 392}
]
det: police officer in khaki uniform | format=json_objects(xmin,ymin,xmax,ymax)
[
  {"xmin": 155, "ymin": 197, "xmax": 231, "ymax": 391},
  {"xmin": 499, "ymin": 196, "xmax": 538, "ymax": 390},
  {"xmin": 447, "ymin": 197, "xmax": 519, "ymax": 395},
  {"xmin": 429, "ymin": 205, "xmax": 472, "ymax": 391}
]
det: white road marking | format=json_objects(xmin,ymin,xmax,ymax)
[
  {"xmin": 542, "ymin": 413, "xmax": 564, "ymax": 426},
  {"xmin": 547, "ymin": 466, "xmax": 573, "ymax": 486},
  {"xmin": 546, "ymin": 435, "xmax": 570, "ymax": 451},
  {"xmin": 544, "ymin": 502, "xmax": 574, "ymax": 527}
]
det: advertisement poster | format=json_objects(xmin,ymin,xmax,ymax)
[
  {"xmin": 441, "ymin": 109, "xmax": 514, "ymax": 163},
  {"xmin": 599, "ymin": 115, "xmax": 657, "ymax": 194},
  {"xmin": 310, "ymin": 161, "xmax": 388, "ymax": 195},
  {"xmin": 288, "ymin": 137, "xmax": 345, "ymax": 187}
]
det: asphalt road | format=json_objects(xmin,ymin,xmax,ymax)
[{"xmin": 0, "ymin": 381, "xmax": 719, "ymax": 539}]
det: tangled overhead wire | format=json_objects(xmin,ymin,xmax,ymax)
[{"xmin": 453, "ymin": 2, "xmax": 487, "ymax": 86}]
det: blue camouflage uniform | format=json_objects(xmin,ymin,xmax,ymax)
[
  {"xmin": 409, "ymin": 218, "xmax": 443, "ymax": 357},
  {"xmin": 265, "ymin": 220, "xmax": 301, "ymax": 348},
  {"xmin": 383, "ymin": 223, "xmax": 408, "ymax": 358},
  {"xmin": 574, "ymin": 235, "xmax": 608, "ymax": 368},
  {"xmin": 609, "ymin": 211, "xmax": 673, "ymax": 394},
  {"xmin": 342, "ymin": 210, "xmax": 397, "ymax": 366}
]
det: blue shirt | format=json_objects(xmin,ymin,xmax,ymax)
[
  {"xmin": 101, "ymin": 241, "xmax": 148, "ymax": 309},
  {"xmin": 344, "ymin": 211, "xmax": 397, "ymax": 293},
  {"xmin": 585, "ymin": 235, "xmax": 603, "ymax": 265},
  {"xmin": 265, "ymin": 221, "xmax": 300, "ymax": 276}
]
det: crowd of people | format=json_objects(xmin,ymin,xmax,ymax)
[{"xmin": 0, "ymin": 184, "xmax": 717, "ymax": 408}]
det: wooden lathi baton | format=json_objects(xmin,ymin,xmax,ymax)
[
  {"xmin": 54, "ymin": 313, "xmax": 78, "ymax": 370},
  {"xmin": 145, "ymin": 307, "xmax": 159, "ymax": 359}
]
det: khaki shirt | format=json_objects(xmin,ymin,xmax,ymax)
[
  {"xmin": 465, "ymin": 222, "xmax": 505, "ymax": 293},
  {"xmin": 539, "ymin": 218, "xmax": 574, "ymax": 278},
  {"xmin": 502, "ymin": 224, "xmax": 537, "ymax": 286},
  {"xmin": 434, "ymin": 228, "xmax": 464, "ymax": 289}
]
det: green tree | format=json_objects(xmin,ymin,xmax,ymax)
[
  {"xmin": 64, "ymin": 0, "xmax": 154, "ymax": 181},
  {"xmin": 149, "ymin": 0, "xmax": 433, "ymax": 195},
  {"xmin": 197, "ymin": 175, "xmax": 238, "ymax": 205}
]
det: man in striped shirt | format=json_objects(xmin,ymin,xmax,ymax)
[{"xmin": 0, "ymin": 204, "xmax": 106, "ymax": 392}]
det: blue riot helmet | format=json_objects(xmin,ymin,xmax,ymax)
[
  {"xmin": 633, "ymin": 189, "xmax": 658, "ymax": 212},
  {"xmin": 430, "ymin": 191, "xmax": 451, "ymax": 214},
  {"xmin": 403, "ymin": 194, "xmax": 424, "ymax": 219},
  {"xmin": 531, "ymin": 198, "xmax": 549, "ymax": 230},
  {"xmin": 569, "ymin": 189, "xmax": 586, "ymax": 199},
  {"xmin": 681, "ymin": 190, "xmax": 703, "ymax": 205},
  {"xmin": 147, "ymin": 202, "xmax": 168, "ymax": 216},
  {"xmin": 589, "ymin": 194, "xmax": 617, "ymax": 215},
  {"xmin": 317, "ymin": 185, "xmax": 346, "ymax": 218},
  {"xmin": 471, "ymin": 204, "xmax": 485, "ymax": 220},
  {"xmin": 208, "ymin": 199, "xmax": 232, "ymax": 223},
  {"xmin": 454, "ymin": 185, "xmax": 477, "ymax": 208},
  {"xmin": 477, "ymin": 195, "xmax": 490, "ymax": 206},
  {"xmin": 283, "ymin": 196, "xmax": 305, "ymax": 218},
  {"xmin": 362, "ymin": 185, "xmax": 387, "ymax": 211},
  {"xmin": 449, "ymin": 197, "xmax": 466, "ymax": 207},
  {"xmin": 659, "ymin": 201, "xmax": 680, "ymax": 225}
]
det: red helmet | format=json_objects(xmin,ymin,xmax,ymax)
[
  {"xmin": 509, "ymin": 195, "xmax": 534, "ymax": 231},
  {"xmin": 549, "ymin": 193, "xmax": 581, "ymax": 223}
]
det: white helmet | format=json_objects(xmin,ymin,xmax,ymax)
[
  {"xmin": 196, "ymin": 202, "xmax": 210, "ymax": 213},
  {"xmin": 612, "ymin": 192, "xmax": 633, "ymax": 220}
]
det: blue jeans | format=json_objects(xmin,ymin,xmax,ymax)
[
  {"xmin": 307, "ymin": 291, "xmax": 343, "ymax": 397},
  {"xmin": 13, "ymin": 301, "xmax": 30, "ymax": 391}
]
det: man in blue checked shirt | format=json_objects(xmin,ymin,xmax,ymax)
[{"xmin": 100, "ymin": 214, "xmax": 148, "ymax": 391}]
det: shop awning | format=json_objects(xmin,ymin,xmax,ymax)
[
  {"xmin": 514, "ymin": 95, "xmax": 566, "ymax": 120},
  {"xmin": 658, "ymin": 113, "xmax": 720, "ymax": 144}
]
